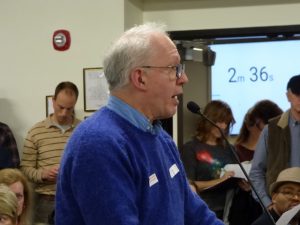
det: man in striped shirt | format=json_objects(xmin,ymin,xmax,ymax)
[{"xmin": 21, "ymin": 81, "xmax": 81, "ymax": 224}]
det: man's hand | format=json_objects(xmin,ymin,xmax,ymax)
[{"xmin": 42, "ymin": 165, "xmax": 60, "ymax": 181}]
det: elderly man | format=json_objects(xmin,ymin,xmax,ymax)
[{"xmin": 55, "ymin": 23, "xmax": 224, "ymax": 225}]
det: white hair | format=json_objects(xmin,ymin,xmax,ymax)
[{"xmin": 103, "ymin": 22, "xmax": 168, "ymax": 91}]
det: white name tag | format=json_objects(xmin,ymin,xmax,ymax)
[
  {"xmin": 169, "ymin": 164, "xmax": 179, "ymax": 178},
  {"xmin": 149, "ymin": 173, "xmax": 158, "ymax": 187}
]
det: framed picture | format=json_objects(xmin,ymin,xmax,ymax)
[
  {"xmin": 83, "ymin": 67, "xmax": 109, "ymax": 112},
  {"xmin": 46, "ymin": 95, "xmax": 54, "ymax": 117}
]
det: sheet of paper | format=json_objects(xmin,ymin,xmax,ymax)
[
  {"xmin": 221, "ymin": 162, "xmax": 251, "ymax": 180},
  {"xmin": 276, "ymin": 203, "xmax": 300, "ymax": 225}
]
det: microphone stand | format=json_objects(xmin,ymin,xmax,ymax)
[{"xmin": 193, "ymin": 107, "xmax": 276, "ymax": 225}]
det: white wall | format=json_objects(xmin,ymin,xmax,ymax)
[
  {"xmin": 143, "ymin": 0, "xmax": 300, "ymax": 30},
  {"xmin": 125, "ymin": 0, "xmax": 143, "ymax": 29},
  {"xmin": 0, "ymin": 0, "xmax": 125, "ymax": 152},
  {"xmin": 2, "ymin": 0, "xmax": 300, "ymax": 153}
]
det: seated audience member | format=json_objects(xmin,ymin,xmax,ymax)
[
  {"xmin": 0, "ymin": 184, "xmax": 18, "ymax": 225},
  {"xmin": 181, "ymin": 100, "xmax": 236, "ymax": 220},
  {"xmin": 0, "ymin": 169, "xmax": 33, "ymax": 225},
  {"xmin": 229, "ymin": 100, "xmax": 283, "ymax": 225},
  {"xmin": 252, "ymin": 167, "xmax": 300, "ymax": 225},
  {"xmin": 0, "ymin": 122, "xmax": 19, "ymax": 169}
]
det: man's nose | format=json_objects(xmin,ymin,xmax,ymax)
[
  {"xmin": 177, "ymin": 72, "xmax": 189, "ymax": 84},
  {"xmin": 61, "ymin": 109, "xmax": 69, "ymax": 116}
]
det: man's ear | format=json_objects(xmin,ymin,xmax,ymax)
[{"xmin": 130, "ymin": 68, "xmax": 146, "ymax": 90}]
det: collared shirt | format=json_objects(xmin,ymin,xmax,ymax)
[
  {"xmin": 250, "ymin": 111, "xmax": 300, "ymax": 206},
  {"xmin": 48, "ymin": 114, "xmax": 76, "ymax": 133},
  {"xmin": 50, "ymin": 121, "xmax": 72, "ymax": 134},
  {"xmin": 106, "ymin": 95, "xmax": 162, "ymax": 135},
  {"xmin": 21, "ymin": 116, "xmax": 81, "ymax": 195}
]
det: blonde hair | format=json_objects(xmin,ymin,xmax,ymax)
[
  {"xmin": 0, "ymin": 184, "xmax": 18, "ymax": 224},
  {"xmin": 0, "ymin": 169, "xmax": 33, "ymax": 225}
]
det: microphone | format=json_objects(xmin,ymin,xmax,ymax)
[
  {"xmin": 186, "ymin": 101, "xmax": 276, "ymax": 225},
  {"xmin": 187, "ymin": 101, "xmax": 201, "ymax": 114}
]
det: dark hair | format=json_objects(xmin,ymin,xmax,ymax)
[
  {"xmin": 236, "ymin": 99, "xmax": 283, "ymax": 145},
  {"xmin": 287, "ymin": 74, "xmax": 300, "ymax": 95},
  {"xmin": 196, "ymin": 100, "xmax": 235, "ymax": 146},
  {"xmin": 54, "ymin": 81, "xmax": 79, "ymax": 100}
]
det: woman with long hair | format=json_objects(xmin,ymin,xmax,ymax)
[
  {"xmin": 181, "ymin": 100, "xmax": 236, "ymax": 220},
  {"xmin": 235, "ymin": 100, "xmax": 283, "ymax": 162}
]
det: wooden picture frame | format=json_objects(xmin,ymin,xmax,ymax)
[
  {"xmin": 46, "ymin": 95, "xmax": 54, "ymax": 117},
  {"xmin": 83, "ymin": 67, "xmax": 109, "ymax": 112}
]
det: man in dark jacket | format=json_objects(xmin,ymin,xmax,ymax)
[{"xmin": 252, "ymin": 167, "xmax": 300, "ymax": 225}]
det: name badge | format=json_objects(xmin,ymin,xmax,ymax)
[
  {"xmin": 149, "ymin": 173, "xmax": 158, "ymax": 187},
  {"xmin": 169, "ymin": 164, "xmax": 179, "ymax": 178}
]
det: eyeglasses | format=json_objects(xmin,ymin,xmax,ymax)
[
  {"xmin": 279, "ymin": 191, "xmax": 300, "ymax": 199},
  {"xmin": 141, "ymin": 64, "xmax": 185, "ymax": 79}
]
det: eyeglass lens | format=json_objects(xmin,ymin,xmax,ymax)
[{"xmin": 281, "ymin": 191, "xmax": 300, "ymax": 199}]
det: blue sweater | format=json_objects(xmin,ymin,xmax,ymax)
[{"xmin": 55, "ymin": 107, "xmax": 223, "ymax": 225}]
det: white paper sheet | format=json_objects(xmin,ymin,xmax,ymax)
[
  {"xmin": 276, "ymin": 203, "xmax": 300, "ymax": 225},
  {"xmin": 220, "ymin": 161, "xmax": 251, "ymax": 180}
]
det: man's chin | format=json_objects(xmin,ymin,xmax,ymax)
[{"xmin": 58, "ymin": 119, "xmax": 68, "ymax": 125}]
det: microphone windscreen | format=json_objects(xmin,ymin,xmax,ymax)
[{"xmin": 187, "ymin": 101, "xmax": 200, "ymax": 114}]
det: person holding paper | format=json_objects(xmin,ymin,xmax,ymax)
[
  {"xmin": 181, "ymin": 100, "xmax": 236, "ymax": 220},
  {"xmin": 251, "ymin": 167, "xmax": 300, "ymax": 225}
]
